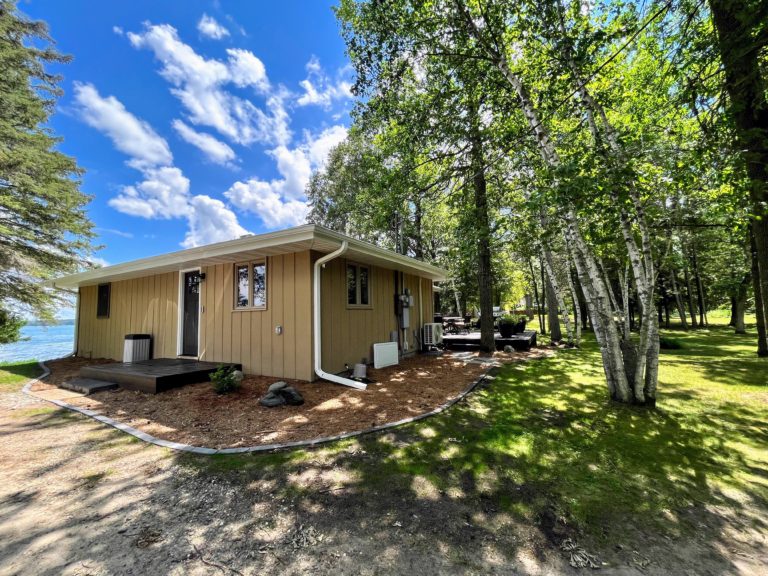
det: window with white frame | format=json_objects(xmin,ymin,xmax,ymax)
[
  {"xmin": 346, "ymin": 263, "xmax": 370, "ymax": 307},
  {"xmin": 234, "ymin": 260, "xmax": 267, "ymax": 309}
]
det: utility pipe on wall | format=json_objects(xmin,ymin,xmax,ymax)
[{"xmin": 313, "ymin": 241, "xmax": 367, "ymax": 390}]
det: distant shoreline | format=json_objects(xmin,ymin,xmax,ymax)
[{"xmin": 25, "ymin": 319, "xmax": 75, "ymax": 327}]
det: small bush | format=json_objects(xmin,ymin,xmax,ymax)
[
  {"xmin": 210, "ymin": 364, "xmax": 240, "ymax": 394},
  {"xmin": 659, "ymin": 336, "xmax": 684, "ymax": 350}
]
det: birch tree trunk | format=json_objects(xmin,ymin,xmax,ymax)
[
  {"xmin": 545, "ymin": 271, "xmax": 562, "ymax": 342},
  {"xmin": 541, "ymin": 246, "xmax": 574, "ymax": 343},
  {"xmin": 553, "ymin": 17, "xmax": 659, "ymax": 403},
  {"xmin": 458, "ymin": 5, "xmax": 634, "ymax": 402},
  {"xmin": 566, "ymin": 253, "xmax": 582, "ymax": 346}
]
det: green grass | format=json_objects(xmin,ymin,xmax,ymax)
[
  {"xmin": 0, "ymin": 360, "xmax": 42, "ymax": 391},
  {"xmin": 183, "ymin": 316, "xmax": 768, "ymax": 540}
]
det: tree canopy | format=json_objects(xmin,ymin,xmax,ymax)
[
  {"xmin": 0, "ymin": 0, "xmax": 94, "ymax": 339},
  {"xmin": 306, "ymin": 0, "xmax": 768, "ymax": 403}
]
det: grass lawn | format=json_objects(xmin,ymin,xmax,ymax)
[
  {"xmin": 187, "ymin": 314, "xmax": 768, "ymax": 550},
  {"xmin": 0, "ymin": 360, "xmax": 42, "ymax": 391}
]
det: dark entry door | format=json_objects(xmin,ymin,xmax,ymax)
[{"xmin": 182, "ymin": 271, "xmax": 201, "ymax": 356}]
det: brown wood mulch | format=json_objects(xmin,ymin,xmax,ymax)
[{"xmin": 35, "ymin": 349, "xmax": 551, "ymax": 449}]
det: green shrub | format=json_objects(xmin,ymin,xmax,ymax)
[
  {"xmin": 659, "ymin": 336, "xmax": 684, "ymax": 350},
  {"xmin": 210, "ymin": 364, "xmax": 240, "ymax": 394}
]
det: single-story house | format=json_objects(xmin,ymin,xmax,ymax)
[{"xmin": 51, "ymin": 225, "xmax": 447, "ymax": 389}]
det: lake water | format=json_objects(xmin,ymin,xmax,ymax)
[{"xmin": 0, "ymin": 323, "xmax": 75, "ymax": 363}]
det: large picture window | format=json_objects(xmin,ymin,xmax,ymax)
[
  {"xmin": 234, "ymin": 260, "xmax": 267, "ymax": 309},
  {"xmin": 97, "ymin": 283, "xmax": 110, "ymax": 318},
  {"xmin": 346, "ymin": 263, "xmax": 370, "ymax": 307}
]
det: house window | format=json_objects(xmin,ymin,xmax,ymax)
[
  {"xmin": 346, "ymin": 263, "xmax": 370, "ymax": 307},
  {"xmin": 234, "ymin": 260, "xmax": 267, "ymax": 309},
  {"xmin": 97, "ymin": 283, "xmax": 110, "ymax": 318}
]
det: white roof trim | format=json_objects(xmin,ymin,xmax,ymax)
[{"xmin": 51, "ymin": 224, "xmax": 448, "ymax": 289}]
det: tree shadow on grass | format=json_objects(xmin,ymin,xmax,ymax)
[{"xmin": 2, "ymin": 343, "xmax": 767, "ymax": 575}]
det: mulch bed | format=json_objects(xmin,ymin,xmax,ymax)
[{"xmin": 35, "ymin": 349, "xmax": 550, "ymax": 449}]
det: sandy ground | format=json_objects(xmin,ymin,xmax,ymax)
[
  {"xmin": 1, "ymin": 363, "xmax": 766, "ymax": 575},
  {"xmin": 31, "ymin": 351, "xmax": 548, "ymax": 449}
]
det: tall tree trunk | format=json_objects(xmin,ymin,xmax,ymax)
[
  {"xmin": 709, "ymin": 0, "xmax": 768, "ymax": 355},
  {"xmin": 413, "ymin": 197, "xmax": 424, "ymax": 259},
  {"xmin": 670, "ymin": 269, "xmax": 688, "ymax": 329},
  {"xmin": 459, "ymin": 7, "xmax": 634, "ymax": 402},
  {"xmin": 682, "ymin": 256, "xmax": 699, "ymax": 328},
  {"xmin": 541, "ymin": 247, "xmax": 574, "ymax": 343},
  {"xmin": 751, "ymin": 228, "xmax": 768, "ymax": 354},
  {"xmin": 469, "ymin": 120, "xmax": 495, "ymax": 353},
  {"xmin": 733, "ymin": 274, "xmax": 749, "ymax": 334},
  {"xmin": 565, "ymin": 254, "xmax": 582, "ymax": 346},
  {"xmin": 539, "ymin": 254, "xmax": 548, "ymax": 335},
  {"xmin": 529, "ymin": 258, "xmax": 545, "ymax": 335},
  {"xmin": 691, "ymin": 244, "xmax": 707, "ymax": 327},
  {"xmin": 545, "ymin": 272, "xmax": 562, "ymax": 342}
]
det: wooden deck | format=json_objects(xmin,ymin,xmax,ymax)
[
  {"xmin": 80, "ymin": 358, "xmax": 242, "ymax": 394},
  {"xmin": 442, "ymin": 330, "xmax": 537, "ymax": 351}
]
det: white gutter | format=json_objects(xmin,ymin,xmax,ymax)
[{"xmin": 313, "ymin": 241, "xmax": 367, "ymax": 390}]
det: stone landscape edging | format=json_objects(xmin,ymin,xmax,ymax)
[{"xmin": 22, "ymin": 359, "xmax": 497, "ymax": 455}]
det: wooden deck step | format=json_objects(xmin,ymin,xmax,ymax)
[
  {"xmin": 60, "ymin": 378, "xmax": 119, "ymax": 395},
  {"xmin": 79, "ymin": 358, "xmax": 242, "ymax": 394}
]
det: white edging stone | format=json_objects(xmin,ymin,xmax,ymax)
[{"xmin": 23, "ymin": 359, "xmax": 496, "ymax": 456}]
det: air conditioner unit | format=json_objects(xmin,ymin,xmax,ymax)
[{"xmin": 423, "ymin": 323, "xmax": 444, "ymax": 347}]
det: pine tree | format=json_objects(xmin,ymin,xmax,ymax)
[{"xmin": 0, "ymin": 0, "xmax": 94, "ymax": 338}]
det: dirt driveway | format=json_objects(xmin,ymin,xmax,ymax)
[{"xmin": 1, "ymin": 384, "xmax": 765, "ymax": 575}]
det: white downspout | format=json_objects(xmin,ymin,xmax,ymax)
[{"xmin": 313, "ymin": 241, "xmax": 367, "ymax": 390}]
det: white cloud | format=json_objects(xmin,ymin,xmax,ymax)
[
  {"xmin": 108, "ymin": 166, "xmax": 192, "ymax": 219},
  {"xmin": 225, "ymin": 181, "xmax": 309, "ymax": 228},
  {"xmin": 88, "ymin": 256, "xmax": 110, "ymax": 268},
  {"xmin": 183, "ymin": 195, "xmax": 249, "ymax": 248},
  {"xmin": 227, "ymin": 48, "xmax": 269, "ymax": 92},
  {"xmin": 225, "ymin": 125, "xmax": 347, "ymax": 228},
  {"xmin": 75, "ymin": 84, "xmax": 248, "ymax": 246},
  {"xmin": 126, "ymin": 23, "xmax": 289, "ymax": 146},
  {"xmin": 297, "ymin": 56, "xmax": 353, "ymax": 110},
  {"xmin": 96, "ymin": 227, "xmax": 134, "ymax": 238},
  {"xmin": 197, "ymin": 13, "xmax": 229, "ymax": 40},
  {"xmin": 305, "ymin": 124, "xmax": 349, "ymax": 167},
  {"xmin": 73, "ymin": 82, "xmax": 172, "ymax": 168},
  {"xmin": 172, "ymin": 120, "xmax": 236, "ymax": 166}
]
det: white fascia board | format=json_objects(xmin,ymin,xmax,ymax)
[
  {"xmin": 51, "ymin": 225, "xmax": 317, "ymax": 289},
  {"xmin": 50, "ymin": 223, "xmax": 448, "ymax": 289},
  {"xmin": 314, "ymin": 228, "xmax": 448, "ymax": 281}
]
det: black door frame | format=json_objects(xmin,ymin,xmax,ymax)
[{"xmin": 178, "ymin": 268, "xmax": 201, "ymax": 357}]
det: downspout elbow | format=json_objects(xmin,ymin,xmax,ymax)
[{"xmin": 313, "ymin": 241, "xmax": 367, "ymax": 390}]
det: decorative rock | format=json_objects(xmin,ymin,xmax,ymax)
[
  {"xmin": 279, "ymin": 386, "xmax": 304, "ymax": 406},
  {"xmin": 268, "ymin": 380, "xmax": 288, "ymax": 392},
  {"xmin": 232, "ymin": 370, "xmax": 244, "ymax": 382},
  {"xmin": 259, "ymin": 391, "xmax": 286, "ymax": 407},
  {"xmin": 503, "ymin": 345, "xmax": 514, "ymax": 353}
]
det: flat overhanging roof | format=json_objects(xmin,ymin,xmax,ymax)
[{"xmin": 50, "ymin": 224, "xmax": 448, "ymax": 289}]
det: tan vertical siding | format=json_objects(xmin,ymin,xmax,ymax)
[
  {"xmin": 195, "ymin": 252, "xmax": 313, "ymax": 380},
  {"xmin": 76, "ymin": 271, "xmax": 178, "ymax": 360},
  {"xmin": 316, "ymin": 257, "xmax": 433, "ymax": 375},
  {"xmin": 76, "ymin": 249, "xmax": 433, "ymax": 382}
]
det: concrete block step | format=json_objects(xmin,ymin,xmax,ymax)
[{"xmin": 60, "ymin": 378, "xmax": 119, "ymax": 395}]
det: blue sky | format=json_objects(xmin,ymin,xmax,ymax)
[{"xmin": 23, "ymin": 0, "xmax": 353, "ymax": 267}]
